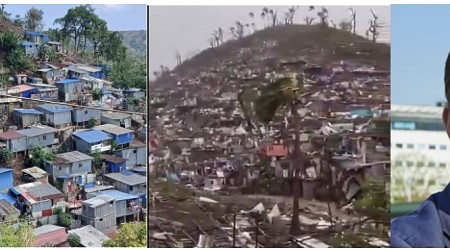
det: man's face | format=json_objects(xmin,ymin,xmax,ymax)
[{"xmin": 443, "ymin": 107, "xmax": 450, "ymax": 138}]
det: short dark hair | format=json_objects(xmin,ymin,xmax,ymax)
[{"xmin": 445, "ymin": 52, "xmax": 450, "ymax": 104}]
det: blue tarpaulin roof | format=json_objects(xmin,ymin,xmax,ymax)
[
  {"xmin": 37, "ymin": 104, "xmax": 72, "ymax": 113},
  {"xmin": 21, "ymin": 41, "xmax": 38, "ymax": 46},
  {"xmin": 13, "ymin": 109, "xmax": 43, "ymax": 115},
  {"xmin": 56, "ymin": 79, "xmax": 80, "ymax": 84},
  {"xmin": 73, "ymin": 130, "xmax": 110, "ymax": 143},
  {"xmin": 90, "ymin": 189, "xmax": 138, "ymax": 201},
  {"xmin": 0, "ymin": 193, "xmax": 16, "ymax": 204}
]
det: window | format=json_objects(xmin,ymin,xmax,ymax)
[
  {"xmin": 133, "ymin": 149, "xmax": 137, "ymax": 153},
  {"xmin": 129, "ymin": 186, "xmax": 133, "ymax": 191},
  {"xmin": 441, "ymin": 145, "xmax": 447, "ymax": 150},
  {"xmin": 43, "ymin": 135, "xmax": 46, "ymax": 140},
  {"xmin": 417, "ymin": 162, "xmax": 424, "ymax": 167},
  {"xmin": 59, "ymin": 166, "xmax": 61, "ymax": 170},
  {"xmin": 439, "ymin": 163, "xmax": 446, "ymax": 168},
  {"xmin": 406, "ymin": 144, "xmax": 414, "ymax": 149},
  {"xmin": 79, "ymin": 163, "xmax": 83, "ymax": 168},
  {"xmin": 110, "ymin": 201, "xmax": 113, "ymax": 205},
  {"xmin": 85, "ymin": 110, "xmax": 88, "ymax": 114},
  {"xmin": 429, "ymin": 162, "xmax": 436, "ymax": 167},
  {"xmin": 392, "ymin": 121, "xmax": 415, "ymax": 130},
  {"xmin": 394, "ymin": 161, "xmax": 402, "ymax": 167},
  {"xmin": 99, "ymin": 218, "xmax": 103, "ymax": 222},
  {"xmin": 395, "ymin": 143, "xmax": 403, "ymax": 149},
  {"xmin": 406, "ymin": 161, "xmax": 413, "ymax": 167},
  {"xmin": 418, "ymin": 144, "xmax": 425, "ymax": 150},
  {"xmin": 429, "ymin": 145, "xmax": 436, "ymax": 150}
]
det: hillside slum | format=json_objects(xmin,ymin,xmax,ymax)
[
  {"xmin": 0, "ymin": 31, "xmax": 147, "ymax": 247},
  {"xmin": 149, "ymin": 34, "xmax": 390, "ymax": 247}
]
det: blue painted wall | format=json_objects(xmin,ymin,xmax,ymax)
[{"xmin": 0, "ymin": 170, "xmax": 13, "ymax": 192}]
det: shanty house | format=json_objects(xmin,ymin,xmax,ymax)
[
  {"xmin": 33, "ymin": 225, "xmax": 68, "ymax": 247},
  {"xmin": 21, "ymin": 166, "xmax": 49, "ymax": 183},
  {"xmin": 26, "ymin": 83, "xmax": 59, "ymax": 100},
  {"xmin": 47, "ymin": 41, "xmax": 62, "ymax": 52},
  {"xmin": 0, "ymin": 131, "xmax": 27, "ymax": 153},
  {"xmin": 68, "ymin": 225, "xmax": 110, "ymax": 247},
  {"xmin": 0, "ymin": 168, "xmax": 13, "ymax": 193},
  {"xmin": 87, "ymin": 190, "xmax": 139, "ymax": 224},
  {"xmin": 103, "ymin": 171, "xmax": 146, "ymax": 204},
  {"xmin": 7, "ymin": 84, "xmax": 39, "ymax": 98},
  {"xmin": 11, "ymin": 181, "xmax": 64, "ymax": 218},
  {"xmin": 94, "ymin": 124, "xmax": 133, "ymax": 148},
  {"xmin": 13, "ymin": 109, "xmax": 43, "ymax": 128},
  {"xmin": 72, "ymin": 107, "xmax": 101, "ymax": 126},
  {"xmin": 21, "ymin": 41, "xmax": 40, "ymax": 58},
  {"xmin": 55, "ymin": 79, "xmax": 84, "ymax": 102},
  {"xmin": 100, "ymin": 112, "xmax": 132, "ymax": 129},
  {"xmin": 113, "ymin": 142, "xmax": 146, "ymax": 168},
  {"xmin": 24, "ymin": 32, "xmax": 49, "ymax": 44},
  {"xmin": 123, "ymin": 88, "xmax": 145, "ymax": 100},
  {"xmin": 36, "ymin": 104, "xmax": 72, "ymax": 128},
  {"xmin": 79, "ymin": 195, "xmax": 117, "ymax": 233},
  {"xmin": 0, "ymin": 199, "xmax": 20, "ymax": 222},
  {"xmin": 16, "ymin": 125, "xmax": 59, "ymax": 149},
  {"xmin": 44, "ymin": 151, "xmax": 93, "ymax": 181},
  {"xmin": 103, "ymin": 155, "xmax": 127, "ymax": 173},
  {"xmin": 35, "ymin": 66, "xmax": 62, "ymax": 85},
  {"xmin": 72, "ymin": 130, "xmax": 111, "ymax": 154},
  {"xmin": 68, "ymin": 64, "xmax": 103, "ymax": 79}
]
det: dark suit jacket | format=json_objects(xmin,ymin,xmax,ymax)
[{"xmin": 391, "ymin": 184, "xmax": 450, "ymax": 247}]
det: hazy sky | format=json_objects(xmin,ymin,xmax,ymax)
[
  {"xmin": 150, "ymin": 6, "xmax": 390, "ymax": 74},
  {"xmin": 391, "ymin": 5, "xmax": 448, "ymax": 106},
  {"xmin": 5, "ymin": 4, "xmax": 147, "ymax": 31}
]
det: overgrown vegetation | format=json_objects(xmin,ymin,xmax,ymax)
[
  {"xmin": 0, "ymin": 31, "xmax": 35, "ymax": 73},
  {"xmin": 0, "ymin": 221, "xmax": 35, "ymax": 247},
  {"xmin": 68, "ymin": 233, "xmax": 82, "ymax": 247},
  {"xmin": 0, "ymin": 148, "xmax": 12, "ymax": 166},
  {"xmin": 57, "ymin": 212, "xmax": 72, "ymax": 230},
  {"xmin": 25, "ymin": 145, "xmax": 54, "ymax": 168}
]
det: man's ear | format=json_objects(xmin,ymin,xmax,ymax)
[{"xmin": 443, "ymin": 107, "xmax": 450, "ymax": 138}]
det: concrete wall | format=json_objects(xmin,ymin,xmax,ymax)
[
  {"xmin": 113, "ymin": 147, "xmax": 146, "ymax": 168},
  {"xmin": 26, "ymin": 132, "xmax": 55, "ymax": 149},
  {"xmin": 44, "ymin": 159, "xmax": 92, "ymax": 179},
  {"xmin": 72, "ymin": 108, "xmax": 101, "ymax": 123}
]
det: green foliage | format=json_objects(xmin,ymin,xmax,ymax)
[
  {"xmin": 110, "ymin": 57, "xmax": 146, "ymax": 89},
  {"xmin": 119, "ymin": 30, "xmax": 146, "ymax": 59},
  {"xmin": 254, "ymin": 77, "xmax": 302, "ymax": 123},
  {"xmin": 111, "ymin": 140, "xmax": 119, "ymax": 151},
  {"xmin": 91, "ymin": 149, "xmax": 102, "ymax": 171},
  {"xmin": 127, "ymin": 97, "xmax": 139, "ymax": 107},
  {"xmin": 25, "ymin": 145, "xmax": 54, "ymax": 168},
  {"xmin": 52, "ymin": 206, "xmax": 63, "ymax": 215},
  {"xmin": 103, "ymin": 222, "xmax": 146, "ymax": 247},
  {"xmin": 331, "ymin": 232, "xmax": 376, "ymax": 248},
  {"xmin": 0, "ymin": 31, "xmax": 34, "ymax": 73},
  {"xmin": 57, "ymin": 212, "xmax": 72, "ymax": 230},
  {"xmin": 245, "ymin": 162, "xmax": 284, "ymax": 195},
  {"xmin": 92, "ymin": 88, "xmax": 103, "ymax": 101},
  {"xmin": 24, "ymin": 7, "xmax": 44, "ymax": 31},
  {"xmin": 38, "ymin": 46, "xmax": 58, "ymax": 61},
  {"xmin": 99, "ymin": 31, "xmax": 127, "ymax": 62},
  {"xmin": 87, "ymin": 118, "xmax": 96, "ymax": 128},
  {"xmin": 68, "ymin": 233, "xmax": 82, "ymax": 247},
  {"xmin": 0, "ymin": 222, "xmax": 35, "ymax": 247},
  {"xmin": 0, "ymin": 148, "xmax": 12, "ymax": 166},
  {"xmin": 355, "ymin": 179, "xmax": 389, "ymax": 223}
]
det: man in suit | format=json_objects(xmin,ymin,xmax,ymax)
[{"xmin": 391, "ymin": 53, "xmax": 450, "ymax": 247}]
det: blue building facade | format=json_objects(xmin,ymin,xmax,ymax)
[{"xmin": 0, "ymin": 168, "xmax": 13, "ymax": 192}]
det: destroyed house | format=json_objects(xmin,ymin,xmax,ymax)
[
  {"xmin": 0, "ymin": 168, "xmax": 13, "ymax": 193},
  {"xmin": 36, "ymin": 104, "xmax": 72, "ymax": 128},
  {"xmin": 72, "ymin": 130, "xmax": 111, "ymax": 154},
  {"xmin": 100, "ymin": 112, "xmax": 132, "ymax": 129},
  {"xmin": 13, "ymin": 109, "xmax": 43, "ymax": 128},
  {"xmin": 44, "ymin": 151, "xmax": 93, "ymax": 180},
  {"xmin": 33, "ymin": 225, "xmax": 68, "ymax": 247},
  {"xmin": 0, "ymin": 131, "xmax": 27, "ymax": 153},
  {"xmin": 21, "ymin": 167, "xmax": 49, "ymax": 183},
  {"xmin": 87, "ymin": 189, "xmax": 140, "ymax": 224},
  {"xmin": 79, "ymin": 195, "xmax": 116, "ymax": 233},
  {"xmin": 16, "ymin": 125, "xmax": 59, "ymax": 149},
  {"xmin": 0, "ymin": 199, "xmax": 19, "ymax": 222},
  {"xmin": 55, "ymin": 79, "xmax": 84, "ymax": 102},
  {"xmin": 113, "ymin": 142, "xmax": 146, "ymax": 168},
  {"xmin": 11, "ymin": 181, "xmax": 64, "ymax": 218},
  {"xmin": 94, "ymin": 124, "xmax": 133, "ymax": 147},
  {"xmin": 72, "ymin": 107, "xmax": 101, "ymax": 125},
  {"xmin": 103, "ymin": 155, "xmax": 127, "ymax": 173},
  {"xmin": 103, "ymin": 171, "xmax": 146, "ymax": 204}
]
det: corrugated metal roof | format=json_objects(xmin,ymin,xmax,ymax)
[
  {"xmin": 68, "ymin": 225, "xmax": 109, "ymax": 247},
  {"xmin": 7, "ymin": 84, "xmax": 36, "ymax": 94},
  {"xmin": 0, "ymin": 199, "xmax": 19, "ymax": 216},
  {"xmin": 94, "ymin": 124, "xmax": 133, "ymax": 135},
  {"xmin": 33, "ymin": 225, "xmax": 64, "ymax": 236},
  {"xmin": 13, "ymin": 181, "xmax": 63, "ymax": 203},
  {"xmin": 83, "ymin": 195, "xmax": 115, "ymax": 208},
  {"xmin": 90, "ymin": 189, "xmax": 138, "ymax": 201},
  {"xmin": 21, "ymin": 166, "xmax": 48, "ymax": 179},
  {"xmin": 13, "ymin": 109, "xmax": 43, "ymax": 115},
  {"xmin": 37, "ymin": 104, "xmax": 72, "ymax": 113},
  {"xmin": 124, "ymin": 88, "xmax": 143, "ymax": 93},
  {"xmin": 56, "ymin": 79, "xmax": 80, "ymax": 84},
  {"xmin": 73, "ymin": 130, "xmax": 111, "ymax": 143},
  {"xmin": 101, "ymin": 112, "xmax": 131, "ymax": 120},
  {"xmin": 16, "ymin": 126, "xmax": 58, "ymax": 137},
  {"xmin": 105, "ymin": 171, "xmax": 146, "ymax": 186},
  {"xmin": 0, "ymin": 131, "xmax": 26, "ymax": 140},
  {"xmin": 51, "ymin": 151, "xmax": 93, "ymax": 163},
  {"xmin": 103, "ymin": 155, "xmax": 127, "ymax": 164}
]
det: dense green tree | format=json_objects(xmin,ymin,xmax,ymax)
[
  {"xmin": 57, "ymin": 212, "xmax": 72, "ymax": 230},
  {"xmin": 110, "ymin": 57, "xmax": 146, "ymax": 89},
  {"xmin": 68, "ymin": 234, "xmax": 82, "ymax": 247},
  {"xmin": 99, "ymin": 31, "xmax": 127, "ymax": 62},
  {"xmin": 103, "ymin": 222, "xmax": 146, "ymax": 247},
  {"xmin": 25, "ymin": 145, "xmax": 54, "ymax": 168},
  {"xmin": 0, "ymin": 31, "xmax": 34, "ymax": 73},
  {"xmin": 0, "ymin": 148, "xmax": 13, "ymax": 166},
  {"xmin": 24, "ymin": 7, "xmax": 44, "ymax": 31},
  {"xmin": 91, "ymin": 149, "xmax": 103, "ymax": 172},
  {"xmin": 0, "ymin": 221, "xmax": 35, "ymax": 247}
]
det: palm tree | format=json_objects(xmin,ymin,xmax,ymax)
[{"xmin": 253, "ymin": 76, "xmax": 308, "ymax": 235}]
